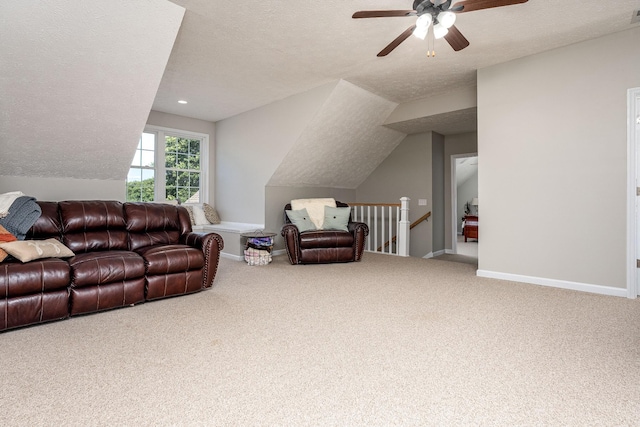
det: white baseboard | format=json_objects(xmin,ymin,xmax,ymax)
[
  {"xmin": 476, "ymin": 269, "xmax": 628, "ymax": 297},
  {"xmin": 220, "ymin": 252, "xmax": 244, "ymax": 262},
  {"xmin": 423, "ymin": 250, "xmax": 445, "ymax": 259},
  {"xmin": 445, "ymin": 249, "xmax": 456, "ymax": 255}
]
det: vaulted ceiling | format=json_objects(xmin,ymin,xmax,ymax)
[
  {"xmin": 154, "ymin": 0, "xmax": 640, "ymax": 128},
  {"xmin": 1, "ymin": 0, "xmax": 639, "ymax": 185}
]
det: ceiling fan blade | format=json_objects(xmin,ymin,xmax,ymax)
[
  {"xmin": 352, "ymin": 10, "xmax": 416, "ymax": 18},
  {"xmin": 377, "ymin": 25, "xmax": 417, "ymax": 57},
  {"xmin": 443, "ymin": 25, "xmax": 470, "ymax": 51},
  {"xmin": 453, "ymin": 0, "xmax": 527, "ymax": 13}
]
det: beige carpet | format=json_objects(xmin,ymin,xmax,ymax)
[{"xmin": 1, "ymin": 253, "xmax": 639, "ymax": 426}]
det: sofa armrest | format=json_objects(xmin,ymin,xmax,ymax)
[
  {"xmin": 348, "ymin": 221, "xmax": 369, "ymax": 261},
  {"xmin": 182, "ymin": 232, "xmax": 224, "ymax": 288},
  {"xmin": 281, "ymin": 224, "xmax": 301, "ymax": 265}
]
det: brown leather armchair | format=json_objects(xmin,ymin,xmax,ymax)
[{"xmin": 281, "ymin": 201, "xmax": 369, "ymax": 264}]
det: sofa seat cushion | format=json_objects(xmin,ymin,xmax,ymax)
[
  {"xmin": 299, "ymin": 230, "xmax": 354, "ymax": 249},
  {"xmin": 69, "ymin": 251, "xmax": 145, "ymax": 287},
  {"xmin": 2, "ymin": 291, "xmax": 70, "ymax": 331},
  {"xmin": 135, "ymin": 244, "xmax": 204, "ymax": 275},
  {"xmin": 0, "ymin": 258, "xmax": 70, "ymax": 298}
]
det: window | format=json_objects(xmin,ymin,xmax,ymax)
[{"xmin": 126, "ymin": 126, "xmax": 208, "ymax": 203}]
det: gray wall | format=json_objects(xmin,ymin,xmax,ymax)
[
  {"xmin": 215, "ymin": 82, "xmax": 338, "ymax": 224},
  {"xmin": 477, "ymin": 26, "xmax": 640, "ymax": 289},
  {"xmin": 356, "ymin": 132, "xmax": 433, "ymax": 257},
  {"xmin": 444, "ymin": 133, "xmax": 478, "ymax": 249}
]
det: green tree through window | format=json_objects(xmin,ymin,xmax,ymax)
[
  {"xmin": 165, "ymin": 136, "xmax": 200, "ymax": 203},
  {"xmin": 126, "ymin": 128, "xmax": 207, "ymax": 203}
]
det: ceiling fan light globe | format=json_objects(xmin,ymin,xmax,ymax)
[
  {"xmin": 433, "ymin": 23, "xmax": 448, "ymax": 39},
  {"xmin": 413, "ymin": 25, "xmax": 429, "ymax": 40},
  {"xmin": 438, "ymin": 11, "xmax": 456, "ymax": 29},
  {"xmin": 416, "ymin": 14, "xmax": 433, "ymax": 29}
]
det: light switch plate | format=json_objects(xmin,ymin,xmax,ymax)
[{"xmin": 418, "ymin": 199, "xmax": 427, "ymax": 206}]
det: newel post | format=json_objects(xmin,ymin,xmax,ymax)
[{"xmin": 398, "ymin": 197, "xmax": 410, "ymax": 257}]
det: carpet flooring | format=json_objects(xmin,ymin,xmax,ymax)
[{"xmin": 1, "ymin": 253, "xmax": 639, "ymax": 426}]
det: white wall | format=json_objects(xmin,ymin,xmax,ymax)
[
  {"xmin": 477, "ymin": 27, "xmax": 640, "ymax": 292},
  {"xmin": 356, "ymin": 132, "xmax": 433, "ymax": 257},
  {"xmin": 215, "ymin": 82, "xmax": 338, "ymax": 224}
]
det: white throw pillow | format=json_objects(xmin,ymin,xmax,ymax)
[
  {"xmin": 192, "ymin": 204, "xmax": 210, "ymax": 225},
  {"xmin": 291, "ymin": 198, "xmax": 336, "ymax": 229}
]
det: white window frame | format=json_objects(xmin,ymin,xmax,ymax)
[{"xmin": 130, "ymin": 125, "xmax": 209, "ymax": 204}]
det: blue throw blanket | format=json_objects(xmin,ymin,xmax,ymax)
[{"xmin": 0, "ymin": 196, "xmax": 42, "ymax": 240}]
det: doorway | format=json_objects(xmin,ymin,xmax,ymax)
[{"xmin": 451, "ymin": 153, "xmax": 478, "ymax": 258}]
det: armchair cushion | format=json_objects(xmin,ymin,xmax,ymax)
[
  {"xmin": 323, "ymin": 206, "xmax": 350, "ymax": 231},
  {"xmin": 285, "ymin": 208, "xmax": 316, "ymax": 232},
  {"xmin": 291, "ymin": 198, "xmax": 336, "ymax": 229}
]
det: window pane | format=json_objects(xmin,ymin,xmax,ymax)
[
  {"xmin": 165, "ymin": 136, "xmax": 178, "ymax": 152},
  {"xmin": 179, "ymin": 187, "xmax": 199, "ymax": 204},
  {"xmin": 142, "ymin": 169, "xmax": 154, "ymax": 181},
  {"xmin": 131, "ymin": 150, "xmax": 141, "ymax": 167},
  {"xmin": 191, "ymin": 172, "xmax": 200, "ymax": 187},
  {"xmin": 188, "ymin": 153, "xmax": 200, "ymax": 169},
  {"xmin": 189, "ymin": 139, "xmax": 200, "ymax": 154},
  {"xmin": 127, "ymin": 167, "xmax": 142, "ymax": 182},
  {"xmin": 176, "ymin": 154, "xmax": 188, "ymax": 169},
  {"xmin": 177, "ymin": 171, "xmax": 189, "ymax": 186},
  {"xmin": 140, "ymin": 150, "xmax": 154, "ymax": 167},
  {"xmin": 166, "ymin": 170, "xmax": 177, "ymax": 188},
  {"xmin": 177, "ymin": 138, "xmax": 190, "ymax": 154},
  {"xmin": 166, "ymin": 186, "xmax": 177, "ymax": 201},
  {"xmin": 141, "ymin": 132, "xmax": 155, "ymax": 150},
  {"xmin": 126, "ymin": 169, "xmax": 154, "ymax": 202}
]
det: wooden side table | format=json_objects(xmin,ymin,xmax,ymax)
[{"xmin": 463, "ymin": 215, "xmax": 478, "ymax": 242}]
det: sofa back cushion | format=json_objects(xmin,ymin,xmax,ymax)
[
  {"xmin": 59, "ymin": 201, "xmax": 128, "ymax": 253},
  {"xmin": 125, "ymin": 203, "xmax": 191, "ymax": 251},
  {"xmin": 27, "ymin": 201, "xmax": 62, "ymax": 240}
]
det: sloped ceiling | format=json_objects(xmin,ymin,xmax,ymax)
[
  {"xmin": 0, "ymin": 0, "xmax": 185, "ymax": 180},
  {"xmin": 268, "ymin": 80, "xmax": 405, "ymax": 188},
  {"xmin": 154, "ymin": 0, "xmax": 640, "ymax": 126}
]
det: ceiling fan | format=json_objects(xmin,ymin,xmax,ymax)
[{"xmin": 353, "ymin": 0, "xmax": 528, "ymax": 57}]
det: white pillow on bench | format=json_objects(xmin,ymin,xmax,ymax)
[{"xmin": 183, "ymin": 203, "xmax": 221, "ymax": 226}]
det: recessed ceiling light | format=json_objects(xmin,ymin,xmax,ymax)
[{"xmin": 178, "ymin": 100, "xmax": 188, "ymax": 104}]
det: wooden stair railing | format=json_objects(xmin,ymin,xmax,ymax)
[{"xmin": 377, "ymin": 211, "xmax": 431, "ymax": 252}]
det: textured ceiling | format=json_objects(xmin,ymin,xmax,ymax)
[
  {"xmin": 385, "ymin": 107, "xmax": 477, "ymax": 135},
  {"xmin": 0, "ymin": 0, "xmax": 184, "ymax": 180},
  {"xmin": 268, "ymin": 80, "xmax": 405, "ymax": 188},
  {"xmin": 154, "ymin": 0, "xmax": 640, "ymax": 126}
]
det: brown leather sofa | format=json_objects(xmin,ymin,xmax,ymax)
[
  {"xmin": 0, "ymin": 200, "xmax": 223, "ymax": 332},
  {"xmin": 281, "ymin": 201, "xmax": 369, "ymax": 264}
]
